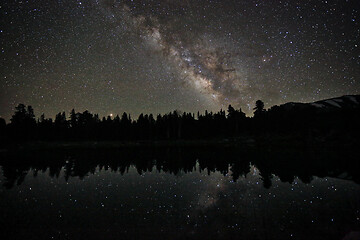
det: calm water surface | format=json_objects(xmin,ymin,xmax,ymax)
[{"xmin": 0, "ymin": 147, "xmax": 359, "ymax": 240}]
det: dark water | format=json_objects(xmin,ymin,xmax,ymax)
[{"xmin": 0, "ymin": 146, "xmax": 359, "ymax": 240}]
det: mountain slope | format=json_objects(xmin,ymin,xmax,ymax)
[
  {"xmin": 310, "ymin": 95, "xmax": 360, "ymax": 110},
  {"xmin": 274, "ymin": 95, "xmax": 360, "ymax": 113}
]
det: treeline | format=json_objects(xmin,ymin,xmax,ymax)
[{"xmin": 0, "ymin": 99, "xmax": 359, "ymax": 143}]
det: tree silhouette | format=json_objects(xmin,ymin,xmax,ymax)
[
  {"xmin": 10, "ymin": 104, "xmax": 36, "ymax": 126},
  {"xmin": 227, "ymin": 105, "xmax": 246, "ymax": 135},
  {"xmin": 0, "ymin": 117, "xmax": 6, "ymax": 143},
  {"xmin": 8, "ymin": 104, "xmax": 37, "ymax": 141},
  {"xmin": 253, "ymin": 100, "xmax": 265, "ymax": 118}
]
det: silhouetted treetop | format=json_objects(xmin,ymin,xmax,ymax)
[
  {"xmin": 253, "ymin": 100, "xmax": 265, "ymax": 118},
  {"xmin": 10, "ymin": 104, "xmax": 36, "ymax": 126}
]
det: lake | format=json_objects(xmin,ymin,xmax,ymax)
[{"xmin": 0, "ymin": 145, "xmax": 359, "ymax": 240}]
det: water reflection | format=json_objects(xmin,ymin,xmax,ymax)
[
  {"xmin": 0, "ymin": 146, "xmax": 360, "ymax": 240},
  {"xmin": 1, "ymin": 146, "xmax": 359, "ymax": 189}
]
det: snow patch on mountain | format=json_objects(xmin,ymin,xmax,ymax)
[
  {"xmin": 311, "ymin": 103, "xmax": 325, "ymax": 108},
  {"xmin": 333, "ymin": 99, "xmax": 344, "ymax": 103},
  {"xmin": 324, "ymin": 100, "xmax": 342, "ymax": 108},
  {"xmin": 346, "ymin": 96, "xmax": 359, "ymax": 104}
]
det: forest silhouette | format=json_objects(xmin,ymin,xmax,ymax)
[{"xmin": 1, "ymin": 95, "xmax": 360, "ymax": 144}]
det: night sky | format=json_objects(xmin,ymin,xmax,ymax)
[{"xmin": 1, "ymin": 0, "xmax": 359, "ymax": 121}]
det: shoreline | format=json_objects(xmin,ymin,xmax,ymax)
[{"xmin": 1, "ymin": 134, "xmax": 358, "ymax": 151}]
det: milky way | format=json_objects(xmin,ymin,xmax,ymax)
[
  {"xmin": 0, "ymin": 0, "xmax": 359, "ymax": 120},
  {"xmin": 99, "ymin": 1, "xmax": 261, "ymax": 108}
]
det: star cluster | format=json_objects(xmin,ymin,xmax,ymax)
[{"xmin": 0, "ymin": 0, "xmax": 359, "ymax": 120}]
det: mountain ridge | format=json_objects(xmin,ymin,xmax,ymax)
[{"xmin": 274, "ymin": 94, "xmax": 360, "ymax": 112}]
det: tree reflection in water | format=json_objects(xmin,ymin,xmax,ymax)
[{"xmin": 1, "ymin": 146, "xmax": 359, "ymax": 189}]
